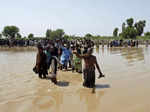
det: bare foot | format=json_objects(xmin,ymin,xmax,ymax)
[
  {"xmin": 98, "ymin": 74, "xmax": 105, "ymax": 79},
  {"xmin": 92, "ymin": 87, "xmax": 95, "ymax": 94}
]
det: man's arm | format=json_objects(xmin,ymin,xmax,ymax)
[
  {"xmin": 94, "ymin": 57, "xmax": 105, "ymax": 78},
  {"xmin": 73, "ymin": 52, "xmax": 84, "ymax": 59}
]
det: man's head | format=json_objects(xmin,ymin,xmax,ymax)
[
  {"xmin": 46, "ymin": 44, "xmax": 51, "ymax": 51},
  {"xmin": 63, "ymin": 43, "xmax": 67, "ymax": 47},
  {"xmin": 66, "ymin": 45, "xmax": 70, "ymax": 49},
  {"xmin": 37, "ymin": 44, "xmax": 43, "ymax": 53},
  {"xmin": 87, "ymin": 48, "xmax": 93, "ymax": 55}
]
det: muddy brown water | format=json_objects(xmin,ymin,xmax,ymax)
[{"xmin": 0, "ymin": 46, "xmax": 150, "ymax": 112}]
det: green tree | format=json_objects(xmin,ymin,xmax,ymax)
[
  {"xmin": 55, "ymin": 29, "xmax": 65, "ymax": 38},
  {"xmin": 121, "ymin": 18, "xmax": 137, "ymax": 39},
  {"xmin": 2, "ymin": 26, "xmax": 19, "ymax": 39},
  {"xmin": 85, "ymin": 33, "xmax": 92, "ymax": 37},
  {"xmin": 23, "ymin": 36, "xmax": 28, "ymax": 40},
  {"xmin": 144, "ymin": 32, "xmax": 150, "ymax": 36},
  {"xmin": 85, "ymin": 33, "xmax": 93, "ymax": 39},
  {"xmin": 16, "ymin": 33, "xmax": 22, "ymax": 39},
  {"xmin": 122, "ymin": 26, "xmax": 137, "ymax": 39},
  {"xmin": 46, "ymin": 29, "xmax": 52, "ymax": 38},
  {"xmin": 126, "ymin": 18, "xmax": 134, "ymax": 27},
  {"xmin": 134, "ymin": 20, "xmax": 146, "ymax": 36},
  {"xmin": 122, "ymin": 22, "xmax": 126, "ymax": 32},
  {"xmin": 28, "ymin": 33, "xmax": 34, "ymax": 39},
  {"xmin": 63, "ymin": 35, "xmax": 70, "ymax": 40},
  {"xmin": 113, "ymin": 28, "xmax": 119, "ymax": 37},
  {"xmin": 50, "ymin": 29, "xmax": 65, "ymax": 40}
]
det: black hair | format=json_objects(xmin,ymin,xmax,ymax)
[{"xmin": 37, "ymin": 43, "xmax": 43, "ymax": 50}]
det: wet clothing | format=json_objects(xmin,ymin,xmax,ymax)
[
  {"xmin": 51, "ymin": 47, "xmax": 58, "ymax": 57},
  {"xmin": 83, "ymin": 67, "xmax": 95, "ymax": 88},
  {"xmin": 60, "ymin": 47, "xmax": 72, "ymax": 67},
  {"xmin": 36, "ymin": 52, "xmax": 48, "ymax": 78},
  {"xmin": 73, "ymin": 54, "xmax": 82, "ymax": 72},
  {"xmin": 50, "ymin": 56, "xmax": 58, "ymax": 78},
  {"xmin": 45, "ymin": 50, "xmax": 51, "ymax": 69},
  {"xmin": 49, "ymin": 47, "xmax": 59, "ymax": 77}
]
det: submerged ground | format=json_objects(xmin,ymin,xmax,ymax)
[{"xmin": 0, "ymin": 46, "xmax": 150, "ymax": 112}]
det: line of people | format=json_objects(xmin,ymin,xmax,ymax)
[
  {"xmin": 33, "ymin": 39, "xmax": 105, "ymax": 88},
  {"xmin": 97, "ymin": 40, "xmax": 149, "ymax": 48},
  {"xmin": 0, "ymin": 38, "xmax": 149, "ymax": 48}
]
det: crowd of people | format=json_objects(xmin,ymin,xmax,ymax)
[
  {"xmin": 33, "ymin": 39, "xmax": 104, "ymax": 88},
  {"xmin": 1, "ymin": 38, "xmax": 149, "ymax": 89},
  {"xmin": 97, "ymin": 40, "xmax": 149, "ymax": 48},
  {"xmin": 0, "ymin": 38, "xmax": 149, "ymax": 48},
  {"xmin": 0, "ymin": 39, "xmax": 38, "ymax": 46}
]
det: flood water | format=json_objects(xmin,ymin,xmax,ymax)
[{"xmin": 0, "ymin": 46, "xmax": 150, "ymax": 112}]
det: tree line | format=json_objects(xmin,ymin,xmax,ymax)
[
  {"xmin": 113, "ymin": 18, "xmax": 150, "ymax": 39},
  {"xmin": 0, "ymin": 18, "xmax": 150, "ymax": 40}
]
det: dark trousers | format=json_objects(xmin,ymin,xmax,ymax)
[
  {"xmin": 50, "ymin": 57, "xmax": 57, "ymax": 74},
  {"xmin": 83, "ymin": 68, "xmax": 95, "ymax": 88},
  {"xmin": 38, "ymin": 69, "xmax": 47, "ymax": 78}
]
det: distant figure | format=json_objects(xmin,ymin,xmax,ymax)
[
  {"xmin": 146, "ymin": 40, "xmax": 149, "ymax": 47},
  {"xmin": 35, "ymin": 44, "xmax": 47, "ymax": 79},
  {"xmin": 60, "ymin": 44, "xmax": 72, "ymax": 70},
  {"xmin": 102, "ymin": 40, "xmax": 105, "ymax": 48},
  {"xmin": 124, "ymin": 40, "xmax": 128, "ymax": 47},
  {"xmin": 73, "ymin": 48, "xmax": 105, "ymax": 88},
  {"xmin": 135, "ymin": 40, "xmax": 139, "ymax": 48},
  {"xmin": 107, "ymin": 41, "xmax": 110, "ymax": 48}
]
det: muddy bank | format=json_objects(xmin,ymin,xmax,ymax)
[{"xmin": 0, "ymin": 46, "xmax": 37, "ymax": 51}]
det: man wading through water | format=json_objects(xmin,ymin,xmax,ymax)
[
  {"xmin": 73, "ymin": 48, "xmax": 105, "ymax": 89},
  {"xmin": 35, "ymin": 44, "xmax": 48, "ymax": 79}
]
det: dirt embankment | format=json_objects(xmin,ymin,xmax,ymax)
[{"xmin": 0, "ymin": 46, "xmax": 37, "ymax": 51}]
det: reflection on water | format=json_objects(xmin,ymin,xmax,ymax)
[
  {"xmin": 78, "ymin": 89, "xmax": 105, "ymax": 112},
  {"xmin": 109, "ymin": 47, "xmax": 144, "ymax": 64},
  {"xmin": 95, "ymin": 47, "xmax": 99, "ymax": 54},
  {"xmin": 32, "ymin": 88, "xmax": 63, "ymax": 112},
  {"xmin": 95, "ymin": 46, "xmax": 150, "ymax": 66},
  {"xmin": 0, "ymin": 46, "xmax": 150, "ymax": 112}
]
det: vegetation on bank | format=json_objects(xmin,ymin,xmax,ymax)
[{"xmin": 0, "ymin": 18, "xmax": 150, "ymax": 41}]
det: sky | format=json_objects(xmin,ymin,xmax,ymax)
[{"xmin": 0, "ymin": 0, "xmax": 150, "ymax": 37}]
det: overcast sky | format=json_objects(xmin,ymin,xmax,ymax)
[{"xmin": 0, "ymin": 0, "xmax": 150, "ymax": 37}]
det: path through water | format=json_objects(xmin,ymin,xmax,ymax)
[{"xmin": 0, "ymin": 46, "xmax": 150, "ymax": 112}]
